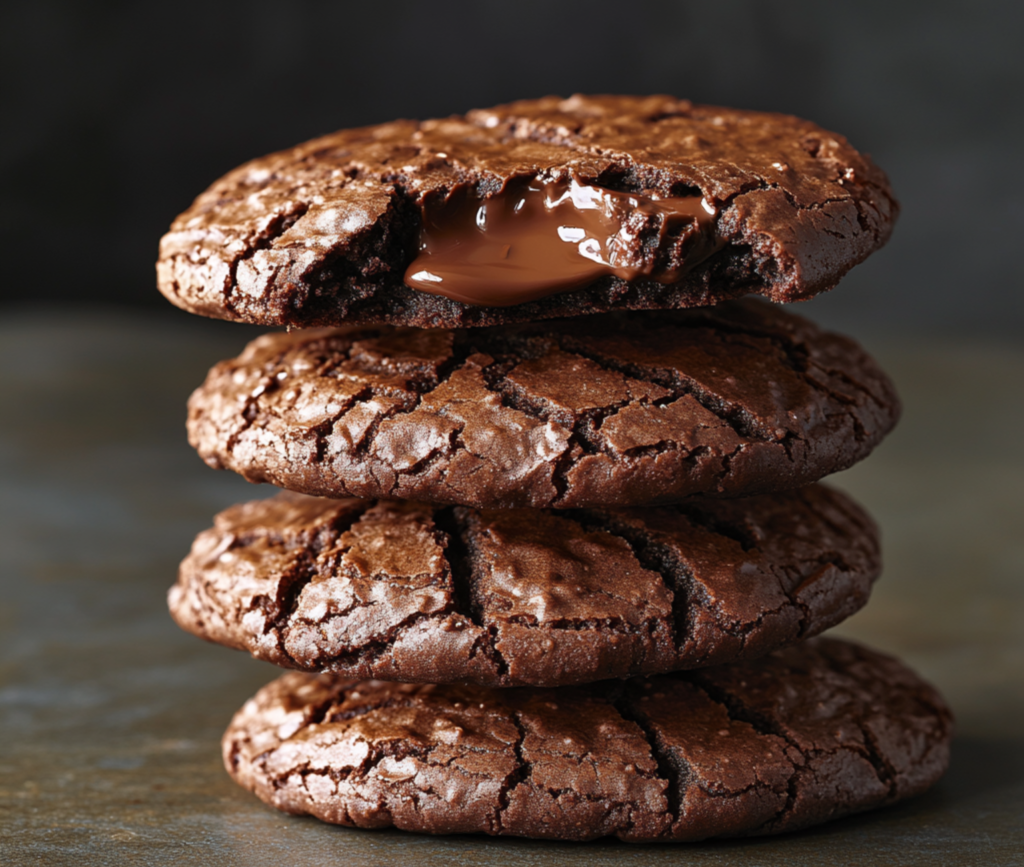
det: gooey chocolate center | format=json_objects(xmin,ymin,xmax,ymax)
[{"xmin": 404, "ymin": 177, "xmax": 719, "ymax": 307}]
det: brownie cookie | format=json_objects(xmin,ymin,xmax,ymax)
[
  {"xmin": 169, "ymin": 485, "xmax": 879, "ymax": 687},
  {"xmin": 157, "ymin": 94, "xmax": 897, "ymax": 329},
  {"xmin": 186, "ymin": 299, "xmax": 900, "ymax": 509},
  {"xmin": 223, "ymin": 638, "xmax": 952, "ymax": 841}
]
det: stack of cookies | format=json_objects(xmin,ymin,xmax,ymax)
[{"xmin": 158, "ymin": 96, "xmax": 952, "ymax": 842}]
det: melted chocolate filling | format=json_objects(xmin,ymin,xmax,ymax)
[{"xmin": 404, "ymin": 177, "xmax": 720, "ymax": 306}]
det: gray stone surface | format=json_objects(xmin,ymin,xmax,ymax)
[{"xmin": 1, "ymin": 308, "xmax": 1022, "ymax": 865}]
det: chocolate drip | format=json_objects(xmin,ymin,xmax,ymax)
[{"xmin": 404, "ymin": 177, "xmax": 721, "ymax": 306}]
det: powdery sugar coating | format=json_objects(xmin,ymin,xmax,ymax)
[
  {"xmin": 158, "ymin": 94, "xmax": 897, "ymax": 329},
  {"xmin": 169, "ymin": 485, "xmax": 879, "ymax": 687},
  {"xmin": 186, "ymin": 300, "xmax": 900, "ymax": 509},
  {"xmin": 223, "ymin": 639, "xmax": 952, "ymax": 842}
]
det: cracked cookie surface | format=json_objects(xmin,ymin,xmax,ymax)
[
  {"xmin": 158, "ymin": 94, "xmax": 897, "ymax": 329},
  {"xmin": 169, "ymin": 485, "xmax": 880, "ymax": 687},
  {"xmin": 223, "ymin": 638, "xmax": 952, "ymax": 841},
  {"xmin": 186, "ymin": 299, "xmax": 900, "ymax": 508}
]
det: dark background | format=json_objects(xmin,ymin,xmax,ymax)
[
  {"xmin": 3, "ymin": 6, "xmax": 1024, "ymax": 861},
  {"xmin": 2, "ymin": 0, "xmax": 1021, "ymax": 339}
]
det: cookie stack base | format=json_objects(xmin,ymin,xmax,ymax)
[{"xmin": 222, "ymin": 638, "xmax": 952, "ymax": 843}]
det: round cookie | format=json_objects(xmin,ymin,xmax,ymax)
[
  {"xmin": 186, "ymin": 299, "xmax": 900, "ymax": 509},
  {"xmin": 223, "ymin": 638, "xmax": 952, "ymax": 842},
  {"xmin": 157, "ymin": 94, "xmax": 897, "ymax": 329},
  {"xmin": 169, "ymin": 485, "xmax": 880, "ymax": 687}
]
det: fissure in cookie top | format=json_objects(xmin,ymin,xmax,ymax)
[{"xmin": 158, "ymin": 94, "xmax": 897, "ymax": 329}]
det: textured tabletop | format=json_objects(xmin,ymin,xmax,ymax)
[{"xmin": 1, "ymin": 308, "xmax": 1022, "ymax": 866}]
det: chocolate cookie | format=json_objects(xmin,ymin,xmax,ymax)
[
  {"xmin": 186, "ymin": 300, "xmax": 900, "ymax": 509},
  {"xmin": 157, "ymin": 94, "xmax": 897, "ymax": 329},
  {"xmin": 223, "ymin": 638, "xmax": 952, "ymax": 841},
  {"xmin": 169, "ymin": 485, "xmax": 879, "ymax": 687}
]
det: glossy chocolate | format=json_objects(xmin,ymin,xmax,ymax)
[{"xmin": 405, "ymin": 177, "xmax": 719, "ymax": 306}]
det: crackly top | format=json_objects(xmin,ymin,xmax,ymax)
[
  {"xmin": 186, "ymin": 299, "xmax": 901, "ymax": 509},
  {"xmin": 169, "ymin": 485, "xmax": 880, "ymax": 687},
  {"xmin": 158, "ymin": 94, "xmax": 897, "ymax": 329},
  {"xmin": 222, "ymin": 638, "xmax": 952, "ymax": 842}
]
